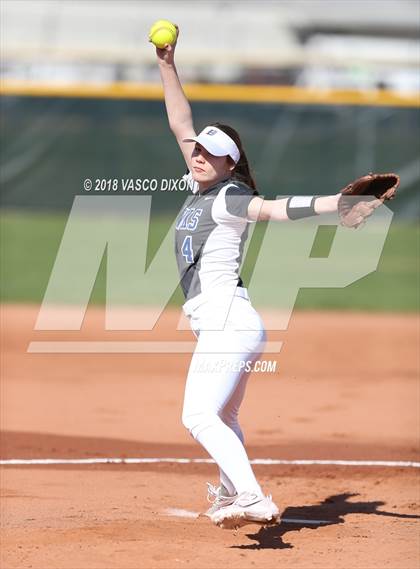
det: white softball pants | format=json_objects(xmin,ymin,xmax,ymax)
[{"xmin": 182, "ymin": 287, "xmax": 266, "ymax": 496}]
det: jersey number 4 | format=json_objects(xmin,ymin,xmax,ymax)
[{"xmin": 181, "ymin": 235, "xmax": 194, "ymax": 263}]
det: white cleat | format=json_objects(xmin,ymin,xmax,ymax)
[
  {"xmin": 210, "ymin": 491, "xmax": 280, "ymax": 530},
  {"xmin": 202, "ymin": 483, "xmax": 238, "ymax": 518}
]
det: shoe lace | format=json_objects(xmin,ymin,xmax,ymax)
[
  {"xmin": 207, "ymin": 482, "xmax": 219, "ymax": 504},
  {"xmin": 206, "ymin": 483, "xmax": 220, "ymax": 504},
  {"xmin": 206, "ymin": 482, "xmax": 236, "ymax": 505}
]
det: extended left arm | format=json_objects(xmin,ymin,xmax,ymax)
[{"xmin": 249, "ymin": 172, "xmax": 397, "ymax": 225}]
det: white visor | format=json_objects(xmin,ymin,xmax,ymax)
[{"xmin": 183, "ymin": 126, "xmax": 240, "ymax": 164}]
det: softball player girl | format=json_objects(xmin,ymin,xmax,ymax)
[{"xmin": 155, "ymin": 27, "xmax": 379, "ymax": 530}]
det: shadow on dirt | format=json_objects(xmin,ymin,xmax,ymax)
[{"xmin": 232, "ymin": 492, "xmax": 420, "ymax": 550}]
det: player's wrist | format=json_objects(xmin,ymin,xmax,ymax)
[
  {"xmin": 158, "ymin": 58, "xmax": 175, "ymax": 69},
  {"xmin": 314, "ymin": 194, "xmax": 340, "ymax": 215}
]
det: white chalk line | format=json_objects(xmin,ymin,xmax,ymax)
[
  {"xmin": 164, "ymin": 508, "xmax": 200, "ymax": 519},
  {"xmin": 162, "ymin": 508, "xmax": 333, "ymax": 525},
  {"xmin": 0, "ymin": 457, "xmax": 419, "ymax": 467}
]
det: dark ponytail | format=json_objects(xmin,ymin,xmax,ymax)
[{"xmin": 210, "ymin": 122, "xmax": 258, "ymax": 194}]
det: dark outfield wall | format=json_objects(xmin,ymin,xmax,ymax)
[{"xmin": 1, "ymin": 96, "xmax": 419, "ymax": 219}]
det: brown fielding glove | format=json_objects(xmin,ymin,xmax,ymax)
[{"xmin": 338, "ymin": 172, "xmax": 400, "ymax": 228}]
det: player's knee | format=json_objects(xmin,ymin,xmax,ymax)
[
  {"xmin": 181, "ymin": 409, "xmax": 219, "ymax": 440},
  {"xmin": 220, "ymin": 407, "xmax": 240, "ymax": 429},
  {"xmin": 181, "ymin": 409, "xmax": 193, "ymax": 432},
  {"xmin": 219, "ymin": 406, "xmax": 237, "ymax": 426}
]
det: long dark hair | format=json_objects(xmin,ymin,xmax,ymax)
[{"xmin": 210, "ymin": 122, "xmax": 258, "ymax": 193}]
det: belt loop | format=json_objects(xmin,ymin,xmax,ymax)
[{"xmin": 236, "ymin": 286, "xmax": 250, "ymax": 301}]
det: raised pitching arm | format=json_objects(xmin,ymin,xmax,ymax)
[{"xmin": 156, "ymin": 26, "xmax": 196, "ymax": 172}]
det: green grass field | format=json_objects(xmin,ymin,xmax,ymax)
[{"xmin": 1, "ymin": 210, "xmax": 418, "ymax": 311}]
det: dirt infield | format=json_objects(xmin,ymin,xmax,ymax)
[{"xmin": 1, "ymin": 304, "xmax": 419, "ymax": 569}]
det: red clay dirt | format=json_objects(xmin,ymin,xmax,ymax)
[{"xmin": 1, "ymin": 304, "xmax": 419, "ymax": 569}]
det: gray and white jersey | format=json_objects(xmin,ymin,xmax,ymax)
[{"xmin": 175, "ymin": 172, "xmax": 258, "ymax": 301}]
